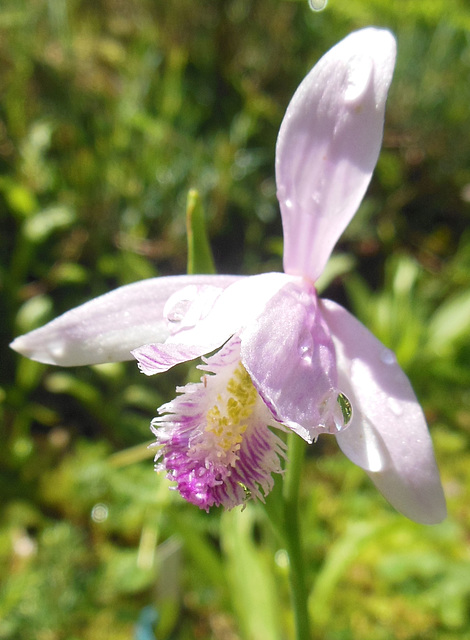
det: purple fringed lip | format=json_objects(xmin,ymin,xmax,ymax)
[{"xmin": 152, "ymin": 337, "xmax": 287, "ymax": 511}]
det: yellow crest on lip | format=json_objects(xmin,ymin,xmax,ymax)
[{"xmin": 205, "ymin": 362, "xmax": 257, "ymax": 462}]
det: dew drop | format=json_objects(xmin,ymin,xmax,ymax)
[
  {"xmin": 380, "ymin": 348, "xmax": 396, "ymax": 366},
  {"xmin": 298, "ymin": 334, "xmax": 313, "ymax": 364},
  {"xmin": 164, "ymin": 288, "xmax": 196, "ymax": 326},
  {"xmin": 337, "ymin": 392, "xmax": 353, "ymax": 426},
  {"xmin": 284, "ymin": 198, "xmax": 293, "ymax": 210},
  {"xmin": 315, "ymin": 390, "xmax": 354, "ymax": 435},
  {"xmin": 166, "ymin": 300, "xmax": 190, "ymax": 324},
  {"xmin": 308, "ymin": 0, "xmax": 327, "ymax": 11},
  {"xmin": 299, "ymin": 344, "xmax": 312, "ymax": 360},
  {"xmin": 91, "ymin": 503, "xmax": 109, "ymax": 523},
  {"xmin": 274, "ymin": 549, "xmax": 289, "ymax": 569},
  {"xmin": 387, "ymin": 397, "xmax": 403, "ymax": 417},
  {"xmin": 311, "ymin": 191, "xmax": 321, "ymax": 205},
  {"xmin": 344, "ymin": 54, "xmax": 373, "ymax": 105},
  {"xmin": 50, "ymin": 342, "xmax": 66, "ymax": 359}
]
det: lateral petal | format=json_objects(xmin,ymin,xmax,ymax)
[
  {"xmin": 276, "ymin": 27, "xmax": 396, "ymax": 281},
  {"xmin": 321, "ymin": 298, "xmax": 446, "ymax": 524},
  {"xmin": 241, "ymin": 281, "xmax": 341, "ymax": 443},
  {"xmin": 10, "ymin": 275, "xmax": 239, "ymax": 366},
  {"xmin": 133, "ymin": 272, "xmax": 292, "ymax": 375}
]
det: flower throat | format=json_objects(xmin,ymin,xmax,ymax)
[{"xmin": 204, "ymin": 362, "xmax": 258, "ymax": 466}]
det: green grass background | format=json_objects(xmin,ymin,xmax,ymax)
[{"xmin": 2, "ymin": 0, "xmax": 470, "ymax": 638}]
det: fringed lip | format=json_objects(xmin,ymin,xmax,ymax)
[{"xmin": 151, "ymin": 337, "xmax": 287, "ymax": 511}]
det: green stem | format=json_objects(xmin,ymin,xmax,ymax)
[
  {"xmin": 262, "ymin": 434, "xmax": 311, "ymax": 639},
  {"xmin": 282, "ymin": 432, "xmax": 310, "ymax": 640}
]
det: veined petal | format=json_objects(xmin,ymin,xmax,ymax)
[
  {"xmin": 240, "ymin": 280, "xmax": 348, "ymax": 443},
  {"xmin": 321, "ymin": 299, "xmax": 446, "ymax": 524},
  {"xmin": 132, "ymin": 342, "xmax": 213, "ymax": 375},
  {"xmin": 133, "ymin": 272, "xmax": 293, "ymax": 375},
  {"xmin": 151, "ymin": 336, "xmax": 287, "ymax": 511},
  {"xmin": 10, "ymin": 275, "xmax": 239, "ymax": 366},
  {"xmin": 276, "ymin": 27, "xmax": 396, "ymax": 281}
]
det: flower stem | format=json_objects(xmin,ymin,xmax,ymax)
[{"xmin": 282, "ymin": 432, "xmax": 310, "ymax": 640}]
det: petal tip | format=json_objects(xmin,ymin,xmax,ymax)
[
  {"xmin": 400, "ymin": 493, "xmax": 447, "ymax": 526},
  {"xmin": 10, "ymin": 334, "xmax": 54, "ymax": 365},
  {"xmin": 276, "ymin": 26, "xmax": 397, "ymax": 282}
]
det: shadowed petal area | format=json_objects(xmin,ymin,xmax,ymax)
[
  {"xmin": 321, "ymin": 299, "xmax": 446, "ymax": 524},
  {"xmin": 10, "ymin": 275, "xmax": 239, "ymax": 366},
  {"xmin": 276, "ymin": 27, "xmax": 396, "ymax": 282},
  {"xmin": 133, "ymin": 272, "xmax": 292, "ymax": 375},
  {"xmin": 241, "ymin": 281, "xmax": 341, "ymax": 443}
]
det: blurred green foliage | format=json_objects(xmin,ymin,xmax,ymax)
[{"xmin": 2, "ymin": 0, "xmax": 470, "ymax": 638}]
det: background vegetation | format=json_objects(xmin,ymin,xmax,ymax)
[{"xmin": 2, "ymin": 0, "xmax": 470, "ymax": 638}]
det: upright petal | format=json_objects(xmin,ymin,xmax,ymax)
[
  {"xmin": 240, "ymin": 280, "xmax": 348, "ymax": 443},
  {"xmin": 276, "ymin": 27, "xmax": 396, "ymax": 281},
  {"xmin": 10, "ymin": 275, "xmax": 239, "ymax": 366},
  {"xmin": 321, "ymin": 299, "xmax": 446, "ymax": 524}
]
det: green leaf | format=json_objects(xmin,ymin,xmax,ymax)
[
  {"xmin": 186, "ymin": 189, "xmax": 216, "ymax": 275},
  {"xmin": 220, "ymin": 507, "xmax": 282, "ymax": 640},
  {"xmin": 428, "ymin": 289, "xmax": 470, "ymax": 354},
  {"xmin": 309, "ymin": 521, "xmax": 385, "ymax": 630},
  {"xmin": 23, "ymin": 205, "xmax": 76, "ymax": 244}
]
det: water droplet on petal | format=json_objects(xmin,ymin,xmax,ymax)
[
  {"xmin": 299, "ymin": 344, "xmax": 312, "ymax": 361},
  {"xmin": 284, "ymin": 198, "xmax": 293, "ymax": 209},
  {"xmin": 311, "ymin": 191, "xmax": 321, "ymax": 207},
  {"xmin": 380, "ymin": 348, "xmax": 397, "ymax": 366},
  {"xmin": 167, "ymin": 300, "xmax": 191, "ymax": 323},
  {"xmin": 50, "ymin": 342, "xmax": 66, "ymax": 359},
  {"xmin": 344, "ymin": 54, "xmax": 373, "ymax": 105},
  {"xmin": 387, "ymin": 397, "xmax": 403, "ymax": 417},
  {"xmin": 298, "ymin": 334, "xmax": 313, "ymax": 364},
  {"xmin": 315, "ymin": 390, "xmax": 353, "ymax": 436},
  {"xmin": 337, "ymin": 392, "xmax": 353, "ymax": 426},
  {"xmin": 163, "ymin": 284, "xmax": 221, "ymax": 330},
  {"xmin": 308, "ymin": 0, "xmax": 327, "ymax": 11}
]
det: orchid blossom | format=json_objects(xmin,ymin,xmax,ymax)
[{"xmin": 10, "ymin": 28, "xmax": 446, "ymax": 524}]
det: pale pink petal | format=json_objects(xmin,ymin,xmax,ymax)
[
  {"xmin": 321, "ymin": 299, "xmax": 446, "ymax": 524},
  {"xmin": 276, "ymin": 27, "xmax": 396, "ymax": 281},
  {"xmin": 132, "ymin": 342, "xmax": 211, "ymax": 375},
  {"xmin": 10, "ymin": 275, "xmax": 239, "ymax": 366},
  {"xmin": 133, "ymin": 272, "xmax": 293, "ymax": 375},
  {"xmin": 163, "ymin": 284, "xmax": 225, "ymax": 333},
  {"xmin": 240, "ymin": 280, "xmax": 343, "ymax": 443}
]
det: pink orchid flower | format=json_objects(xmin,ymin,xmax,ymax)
[{"xmin": 11, "ymin": 28, "xmax": 446, "ymax": 524}]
